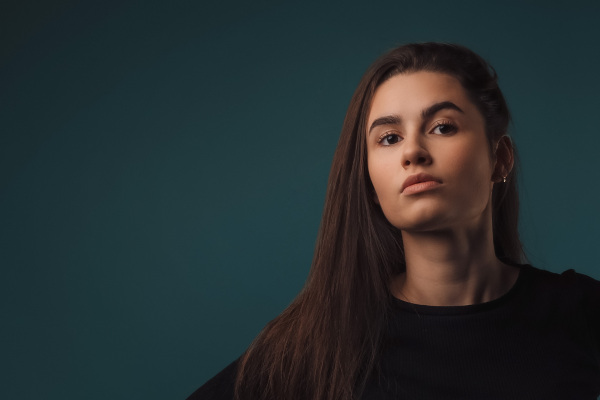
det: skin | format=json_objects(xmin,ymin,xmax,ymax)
[{"xmin": 366, "ymin": 71, "xmax": 519, "ymax": 306}]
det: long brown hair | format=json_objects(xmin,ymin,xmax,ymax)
[{"xmin": 234, "ymin": 42, "xmax": 527, "ymax": 400}]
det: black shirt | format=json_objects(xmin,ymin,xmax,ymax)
[{"xmin": 188, "ymin": 264, "xmax": 600, "ymax": 399}]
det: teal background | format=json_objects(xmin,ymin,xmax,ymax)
[{"xmin": 2, "ymin": 1, "xmax": 599, "ymax": 399}]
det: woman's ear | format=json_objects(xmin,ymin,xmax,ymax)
[{"xmin": 492, "ymin": 135, "xmax": 514, "ymax": 183}]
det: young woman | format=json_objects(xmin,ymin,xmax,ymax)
[{"xmin": 188, "ymin": 43, "xmax": 600, "ymax": 400}]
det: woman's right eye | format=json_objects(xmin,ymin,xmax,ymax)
[{"xmin": 379, "ymin": 134, "xmax": 401, "ymax": 146}]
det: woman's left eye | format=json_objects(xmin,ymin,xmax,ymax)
[{"xmin": 432, "ymin": 123, "xmax": 457, "ymax": 135}]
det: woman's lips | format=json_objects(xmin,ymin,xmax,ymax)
[
  {"xmin": 401, "ymin": 173, "xmax": 443, "ymax": 194},
  {"xmin": 402, "ymin": 180, "xmax": 442, "ymax": 195}
]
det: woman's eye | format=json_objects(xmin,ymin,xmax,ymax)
[
  {"xmin": 380, "ymin": 134, "xmax": 401, "ymax": 146},
  {"xmin": 432, "ymin": 123, "xmax": 457, "ymax": 135}
]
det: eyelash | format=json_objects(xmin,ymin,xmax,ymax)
[{"xmin": 376, "ymin": 121, "xmax": 458, "ymax": 146}]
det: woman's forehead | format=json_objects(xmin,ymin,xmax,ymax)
[{"xmin": 368, "ymin": 72, "xmax": 472, "ymax": 120}]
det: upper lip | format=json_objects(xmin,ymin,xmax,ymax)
[{"xmin": 401, "ymin": 173, "xmax": 442, "ymax": 193}]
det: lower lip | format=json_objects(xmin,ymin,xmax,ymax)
[{"xmin": 402, "ymin": 181, "xmax": 442, "ymax": 195}]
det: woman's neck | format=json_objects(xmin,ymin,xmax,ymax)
[{"xmin": 392, "ymin": 215, "xmax": 519, "ymax": 307}]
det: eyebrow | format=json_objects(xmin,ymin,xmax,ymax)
[{"xmin": 368, "ymin": 101, "xmax": 464, "ymax": 135}]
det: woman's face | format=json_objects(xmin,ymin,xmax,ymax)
[{"xmin": 366, "ymin": 71, "xmax": 498, "ymax": 233}]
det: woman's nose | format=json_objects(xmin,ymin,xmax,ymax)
[{"xmin": 400, "ymin": 133, "xmax": 432, "ymax": 168}]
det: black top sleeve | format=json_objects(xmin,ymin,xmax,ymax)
[
  {"xmin": 186, "ymin": 359, "xmax": 238, "ymax": 400},
  {"xmin": 577, "ymin": 272, "xmax": 600, "ymax": 363}
]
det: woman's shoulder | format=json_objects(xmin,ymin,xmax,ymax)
[
  {"xmin": 523, "ymin": 263, "xmax": 600, "ymax": 294},
  {"xmin": 186, "ymin": 359, "xmax": 239, "ymax": 400},
  {"xmin": 523, "ymin": 264, "xmax": 600, "ymax": 337}
]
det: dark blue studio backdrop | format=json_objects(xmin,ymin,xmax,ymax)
[{"xmin": 2, "ymin": 1, "xmax": 599, "ymax": 399}]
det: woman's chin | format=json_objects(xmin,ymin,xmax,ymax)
[{"xmin": 386, "ymin": 211, "xmax": 453, "ymax": 233}]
